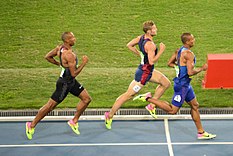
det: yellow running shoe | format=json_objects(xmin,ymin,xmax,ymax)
[
  {"xmin": 197, "ymin": 131, "xmax": 216, "ymax": 140},
  {"xmin": 145, "ymin": 104, "xmax": 157, "ymax": 119},
  {"xmin": 104, "ymin": 112, "xmax": 112, "ymax": 130},
  {"xmin": 25, "ymin": 122, "xmax": 35, "ymax": 140},
  {"xmin": 133, "ymin": 92, "xmax": 152, "ymax": 102},
  {"xmin": 67, "ymin": 119, "xmax": 80, "ymax": 135}
]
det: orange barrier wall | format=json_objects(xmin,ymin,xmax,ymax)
[{"xmin": 202, "ymin": 54, "xmax": 233, "ymax": 89}]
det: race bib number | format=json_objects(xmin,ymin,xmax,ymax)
[
  {"xmin": 133, "ymin": 85, "xmax": 141, "ymax": 93},
  {"xmin": 174, "ymin": 95, "xmax": 181, "ymax": 102}
]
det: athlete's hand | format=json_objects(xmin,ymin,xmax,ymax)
[
  {"xmin": 82, "ymin": 55, "xmax": 89, "ymax": 64},
  {"xmin": 202, "ymin": 63, "xmax": 208, "ymax": 71},
  {"xmin": 159, "ymin": 42, "xmax": 166, "ymax": 53}
]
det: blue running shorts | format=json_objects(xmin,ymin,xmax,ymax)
[{"xmin": 171, "ymin": 83, "xmax": 195, "ymax": 107}]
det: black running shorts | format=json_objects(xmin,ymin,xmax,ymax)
[{"xmin": 51, "ymin": 78, "xmax": 84, "ymax": 104}]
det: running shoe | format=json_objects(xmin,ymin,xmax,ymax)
[
  {"xmin": 104, "ymin": 112, "xmax": 112, "ymax": 130},
  {"xmin": 67, "ymin": 119, "xmax": 80, "ymax": 135},
  {"xmin": 133, "ymin": 92, "xmax": 152, "ymax": 102},
  {"xmin": 197, "ymin": 131, "xmax": 216, "ymax": 140},
  {"xmin": 145, "ymin": 104, "xmax": 157, "ymax": 119},
  {"xmin": 25, "ymin": 122, "xmax": 35, "ymax": 140}
]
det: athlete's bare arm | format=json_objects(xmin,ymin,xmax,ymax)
[
  {"xmin": 167, "ymin": 49, "xmax": 179, "ymax": 68},
  {"xmin": 184, "ymin": 51, "xmax": 208, "ymax": 76},
  {"xmin": 65, "ymin": 51, "xmax": 89, "ymax": 77},
  {"xmin": 126, "ymin": 36, "xmax": 141, "ymax": 57},
  {"xmin": 74, "ymin": 55, "xmax": 88, "ymax": 76},
  {"xmin": 146, "ymin": 42, "xmax": 165, "ymax": 65},
  {"xmin": 45, "ymin": 46, "xmax": 60, "ymax": 66}
]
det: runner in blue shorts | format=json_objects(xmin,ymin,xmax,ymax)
[
  {"xmin": 104, "ymin": 20, "xmax": 171, "ymax": 129},
  {"xmin": 134, "ymin": 32, "xmax": 216, "ymax": 140}
]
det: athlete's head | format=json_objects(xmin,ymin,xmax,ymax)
[
  {"xmin": 181, "ymin": 33, "xmax": 195, "ymax": 47},
  {"xmin": 61, "ymin": 32, "xmax": 76, "ymax": 46},
  {"xmin": 143, "ymin": 20, "xmax": 157, "ymax": 36}
]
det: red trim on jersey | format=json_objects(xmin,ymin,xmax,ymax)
[{"xmin": 140, "ymin": 64, "xmax": 153, "ymax": 85}]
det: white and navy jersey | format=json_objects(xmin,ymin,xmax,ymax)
[
  {"xmin": 134, "ymin": 35, "xmax": 158, "ymax": 85},
  {"xmin": 138, "ymin": 34, "xmax": 158, "ymax": 65}
]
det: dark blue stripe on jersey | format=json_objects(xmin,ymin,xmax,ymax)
[{"xmin": 138, "ymin": 35, "xmax": 158, "ymax": 65}]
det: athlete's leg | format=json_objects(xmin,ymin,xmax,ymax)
[
  {"xmin": 66, "ymin": 80, "xmax": 91, "ymax": 134},
  {"xmin": 135, "ymin": 80, "xmax": 184, "ymax": 115},
  {"xmin": 148, "ymin": 69, "xmax": 171, "ymax": 109},
  {"xmin": 144, "ymin": 97, "xmax": 180, "ymax": 114},
  {"xmin": 26, "ymin": 79, "xmax": 69, "ymax": 139},
  {"xmin": 184, "ymin": 85, "xmax": 204, "ymax": 133},
  {"xmin": 72, "ymin": 89, "xmax": 92, "ymax": 123},
  {"xmin": 108, "ymin": 80, "xmax": 143, "ymax": 118},
  {"xmin": 186, "ymin": 98, "xmax": 216, "ymax": 139},
  {"xmin": 30, "ymin": 78, "xmax": 70, "ymax": 128},
  {"xmin": 187, "ymin": 98, "xmax": 204, "ymax": 133},
  {"xmin": 149, "ymin": 69, "xmax": 171, "ymax": 99},
  {"xmin": 188, "ymin": 98, "xmax": 217, "ymax": 139},
  {"xmin": 68, "ymin": 80, "xmax": 92, "ymax": 123},
  {"xmin": 31, "ymin": 99, "xmax": 58, "ymax": 128}
]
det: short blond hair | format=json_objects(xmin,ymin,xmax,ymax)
[{"xmin": 142, "ymin": 20, "xmax": 155, "ymax": 33}]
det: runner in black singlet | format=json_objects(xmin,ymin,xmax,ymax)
[
  {"xmin": 25, "ymin": 32, "xmax": 91, "ymax": 140},
  {"xmin": 50, "ymin": 46, "xmax": 84, "ymax": 103}
]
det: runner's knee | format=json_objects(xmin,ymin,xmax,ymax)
[
  {"xmin": 162, "ymin": 102, "xmax": 178, "ymax": 115},
  {"xmin": 158, "ymin": 78, "xmax": 171, "ymax": 89},
  {"xmin": 82, "ymin": 96, "xmax": 92, "ymax": 105},
  {"xmin": 125, "ymin": 92, "xmax": 135, "ymax": 100},
  {"xmin": 191, "ymin": 102, "xmax": 199, "ymax": 111},
  {"xmin": 41, "ymin": 100, "xmax": 57, "ymax": 112},
  {"xmin": 168, "ymin": 109, "xmax": 178, "ymax": 115},
  {"xmin": 164, "ymin": 79, "xmax": 171, "ymax": 89}
]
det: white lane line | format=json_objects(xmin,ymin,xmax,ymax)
[
  {"xmin": 173, "ymin": 142, "xmax": 233, "ymax": 145},
  {"xmin": 0, "ymin": 142, "xmax": 233, "ymax": 148},
  {"xmin": 0, "ymin": 143, "xmax": 167, "ymax": 148},
  {"xmin": 164, "ymin": 119, "xmax": 174, "ymax": 156}
]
